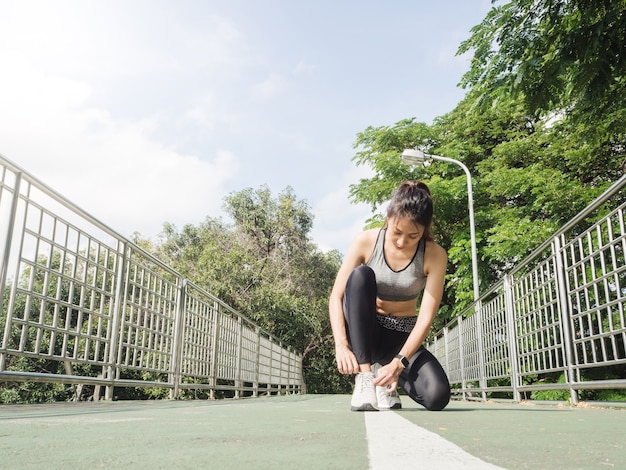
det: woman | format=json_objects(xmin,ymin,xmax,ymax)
[{"xmin": 329, "ymin": 180, "xmax": 450, "ymax": 411}]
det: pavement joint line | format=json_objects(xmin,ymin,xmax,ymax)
[{"xmin": 364, "ymin": 410, "xmax": 504, "ymax": 470}]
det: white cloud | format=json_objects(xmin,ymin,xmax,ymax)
[
  {"xmin": 250, "ymin": 73, "xmax": 286, "ymax": 99},
  {"xmin": 293, "ymin": 59, "xmax": 316, "ymax": 76},
  {"xmin": 0, "ymin": 49, "xmax": 239, "ymax": 240},
  {"xmin": 0, "ymin": 0, "xmax": 494, "ymax": 256},
  {"xmin": 0, "ymin": 1, "xmax": 250, "ymax": 80},
  {"xmin": 311, "ymin": 165, "xmax": 375, "ymax": 254},
  {"xmin": 0, "ymin": 1, "xmax": 255, "ymax": 241}
]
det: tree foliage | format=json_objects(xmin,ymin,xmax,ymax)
[
  {"xmin": 459, "ymin": 0, "xmax": 626, "ymax": 137},
  {"xmin": 349, "ymin": 1, "xmax": 625, "ymax": 325},
  {"xmin": 153, "ymin": 185, "xmax": 352, "ymax": 393}
]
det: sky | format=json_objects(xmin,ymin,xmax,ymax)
[{"xmin": 0, "ymin": 0, "xmax": 493, "ymax": 256}]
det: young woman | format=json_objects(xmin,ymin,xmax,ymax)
[{"xmin": 329, "ymin": 180, "xmax": 450, "ymax": 411}]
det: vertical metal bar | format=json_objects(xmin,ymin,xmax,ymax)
[
  {"xmin": 0, "ymin": 171, "xmax": 22, "ymax": 371},
  {"xmin": 170, "ymin": 278, "xmax": 187, "ymax": 399},
  {"xmin": 105, "ymin": 241, "xmax": 127, "ymax": 400},
  {"xmin": 0, "ymin": 172, "xmax": 20, "ymax": 305},
  {"xmin": 287, "ymin": 348, "xmax": 293, "ymax": 395},
  {"xmin": 290, "ymin": 348, "xmax": 294, "ymax": 394},
  {"xmin": 266, "ymin": 339, "xmax": 272, "ymax": 394},
  {"xmin": 299, "ymin": 351, "xmax": 305, "ymax": 394},
  {"xmin": 552, "ymin": 236, "xmax": 579, "ymax": 405},
  {"xmin": 254, "ymin": 326, "xmax": 261, "ymax": 397},
  {"xmin": 457, "ymin": 316, "xmax": 466, "ymax": 398},
  {"xmin": 475, "ymin": 300, "xmax": 487, "ymax": 400},
  {"xmin": 235, "ymin": 316, "xmax": 243, "ymax": 398},
  {"xmin": 503, "ymin": 274, "xmax": 521, "ymax": 402},
  {"xmin": 596, "ymin": 223, "xmax": 612, "ymax": 362},
  {"xmin": 281, "ymin": 343, "xmax": 286, "ymax": 395},
  {"xmin": 443, "ymin": 327, "xmax": 450, "ymax": 382},
  {"xmin": 209, "ymin": 300, "xmax": 220, "ymax": 400},
  {"xmin": 281, "ymin": 345, "xmax": 287, "ymax": 395}
]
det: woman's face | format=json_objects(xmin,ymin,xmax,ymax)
[{"xmin": 387, "ymin": 217, "xmax": 424, "ymax": 251}]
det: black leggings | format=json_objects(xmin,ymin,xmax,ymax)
[{"xmin": 344, "ymin": 265, "xmax": 451, "ymax": 411}]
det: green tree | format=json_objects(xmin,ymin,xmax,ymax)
[
  {"xmin": 349, "ymin": 2, "xmax": 626, "ymax": 322},
  {"xmin": 154, "ymin": 186, "xmax": 350, "ymax": 393},
  {"xmin": 349, "ymin": 89, "xmax": 618, "ymax": 324},
  {"xmin": 459, "ymin": 0, "xmax": 626, "ymax": 144}
]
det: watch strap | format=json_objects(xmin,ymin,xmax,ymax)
[{"xmin": 395, "ymin": 354, "xmax": 409, "ymax": 369}]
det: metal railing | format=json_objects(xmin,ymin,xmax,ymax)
[
  {"xmin": 428, "ymin": 174, "xmax": 626, "ymax": 404},
  {"xmin": 0, "ymin": 154, "xmax": 303, "ymax": 400}
]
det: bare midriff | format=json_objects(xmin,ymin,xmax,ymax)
[{"xmin": 375, "ymin": 297, "xmax": 418, "ymax": 317}]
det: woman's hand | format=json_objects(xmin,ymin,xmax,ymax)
[
  {"xmin": 372, "ymin": 361, "xmax": 403, "ymax": 389},
  {"xmin": 335, "ymin": 344, "xmax": 360, "ymax": 374}
]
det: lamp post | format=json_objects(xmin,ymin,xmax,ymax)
[{"xmin": 401, "ymin": 149, "xmax": 480, "ymax": 302}]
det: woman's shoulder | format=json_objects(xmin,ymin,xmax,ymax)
[
  {"xmin": 424, "ymin": 239, "xmax": 448, "ymax": 264},
  {"xmin": 349, "ymin": 228, "xmax": 380, "ymax": 257},
  {"xmin": 354, "ymin": 227, "xmax": 380, "ymax": 245}
]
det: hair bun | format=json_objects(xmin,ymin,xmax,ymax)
[{"xmin": 386, "ymin": 180, "xmax": 434, "ymax": 235}]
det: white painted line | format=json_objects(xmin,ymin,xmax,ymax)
[{"xmin": 365, "ymin": 411, "xmax": 504, "ymax": 470}]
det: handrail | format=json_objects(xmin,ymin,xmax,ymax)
[
  {"xmin": 427, "ymin": 174, "xmax": 626, "ymax": 403},
  {"xmin": 510, "ymin": 173, "xmax": 626, "ymax": 276},
  {"xmin": 0, "ymin": 153, "xmax": 303, "ymax": 401}
]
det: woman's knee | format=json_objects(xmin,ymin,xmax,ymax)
[
  {"xmin": 347, "ymin": 265, "xmax": 376, "ymax": 290},
  {"xmin": 345, "ymin": 266, "xmax": 377, "ymax": 307},
  {"xmin": 422, "ymin": 385, "xmax": 451, "ymax": 411}
]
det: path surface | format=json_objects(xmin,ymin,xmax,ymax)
[{"xmin": 1, "ymin": 395, "xmax": 624, "ymax": 469}]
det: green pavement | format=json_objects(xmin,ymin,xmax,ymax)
[
  {"xmin": 1, "ymin": 395, "xmax": 624, "ymax": 469},
  {"xmin": 401, "ymin": 400, "xmax": 626, "ymax": 469},
  {"xmin": 1, "ymin": 395, "xmax": 367, "ymax": 469}
]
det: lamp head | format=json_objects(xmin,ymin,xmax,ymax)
[{"xmin": 401, "ymin": 149, "xmax": 431, "ymax": 167}]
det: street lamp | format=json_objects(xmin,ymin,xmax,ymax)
[{"xmin": 401, "ymin": 149, "xmax": 480, "ymax": 302}]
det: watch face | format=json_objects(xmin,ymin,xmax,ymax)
[{"xmin": 396, "ymin": 354, "xmax": 409, "ymax": 368}]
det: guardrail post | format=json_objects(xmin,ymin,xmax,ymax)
[
  {"xmin": 503, "ymin": 274, "xmax": 521, "ymax": 402},
  {"xmin": 458, "ymin": 316, "xmax": 466, "ymax": 398},
  {"xmin": 443, "ymin": 327, "xmax": 449, "ymax": 376},
  {"xmin": 552, "ymin": 236, "xmax": 579, "ymax": 405},
  {"xmin": 269, "ymin": 341, "xmax": 275, "ymax": 395},
  {"xmin": 105, "ymin": 242, "xmax": 128, "ymax": 400},
  {"xmin": 209, "ymin": 300, "xmax": 221, "ymax": 399},
  {"xmin": 170, "ymin": 278, "xmax": 187, "ymax": 399},
  {"xmin": 235, "ymin": 316, "xmax": 243, "ymax": 398},
  {"xmin": 285, "ymin": 346, "xmax": 291, "ymax": 395},
  {"xmin": 253, "ymin": 326, "xmax": 260, "ymax": 397},
  {"xmin": 475, "ymin": 300, "xmax": 488, "ymax": 401},
  {"xmin": 278, "ymin": 342, "xmax": 284, "ymax": 395},
  {"xmin": 0, "ymin": 172, "xmax": 22, "ymax": 372}
]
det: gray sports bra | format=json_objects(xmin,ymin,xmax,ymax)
[{"xmin": 366, "ymin": 227, "xmax": 427, "ymax": 302}]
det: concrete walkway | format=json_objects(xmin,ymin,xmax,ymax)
[{"xmin": 1, "ymin": 395, "xmax": 624, "ymax": 469}]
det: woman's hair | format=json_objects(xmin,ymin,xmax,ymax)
[{"xmin": 386, "ymin": 180, "xmax": 434, "ymax": 240}]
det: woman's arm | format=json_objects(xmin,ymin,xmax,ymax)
[{"xmin": 328, "ymin": 230, "xmax": 373, "ymax": 374}]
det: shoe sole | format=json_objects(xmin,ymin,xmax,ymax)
[
  {"xmin": 378, "ymin": 404, "xmax": 402, "ymax": 411},
  {"xmin": 350, "ymin": 403, "xmax": 378, "ymax": 411}
]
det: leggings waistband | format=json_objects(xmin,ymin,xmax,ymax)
[{"xmin": 376, "ymin": 314, "xmax": 416, "ymax": 333}]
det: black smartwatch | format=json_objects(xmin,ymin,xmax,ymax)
[{"xmin": 394, "ymin": 354, "xmax": 409, "ymax": 369}]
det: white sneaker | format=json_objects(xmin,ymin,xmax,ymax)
[
  {"xmin": 350, "ymin": 372, "xmax": 378, "ymax": 411},
  {"xmin": 372, "ymin": 362, "xmax": 402, "ymax": 410},
  {"xmin": 376, "ymin": 385, "xmax": 402, "ymax": 410}
]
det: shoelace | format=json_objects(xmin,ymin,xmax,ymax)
[{"xmin": 359, "ymin": 373, "xmax": 374, "ymax": 392}]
